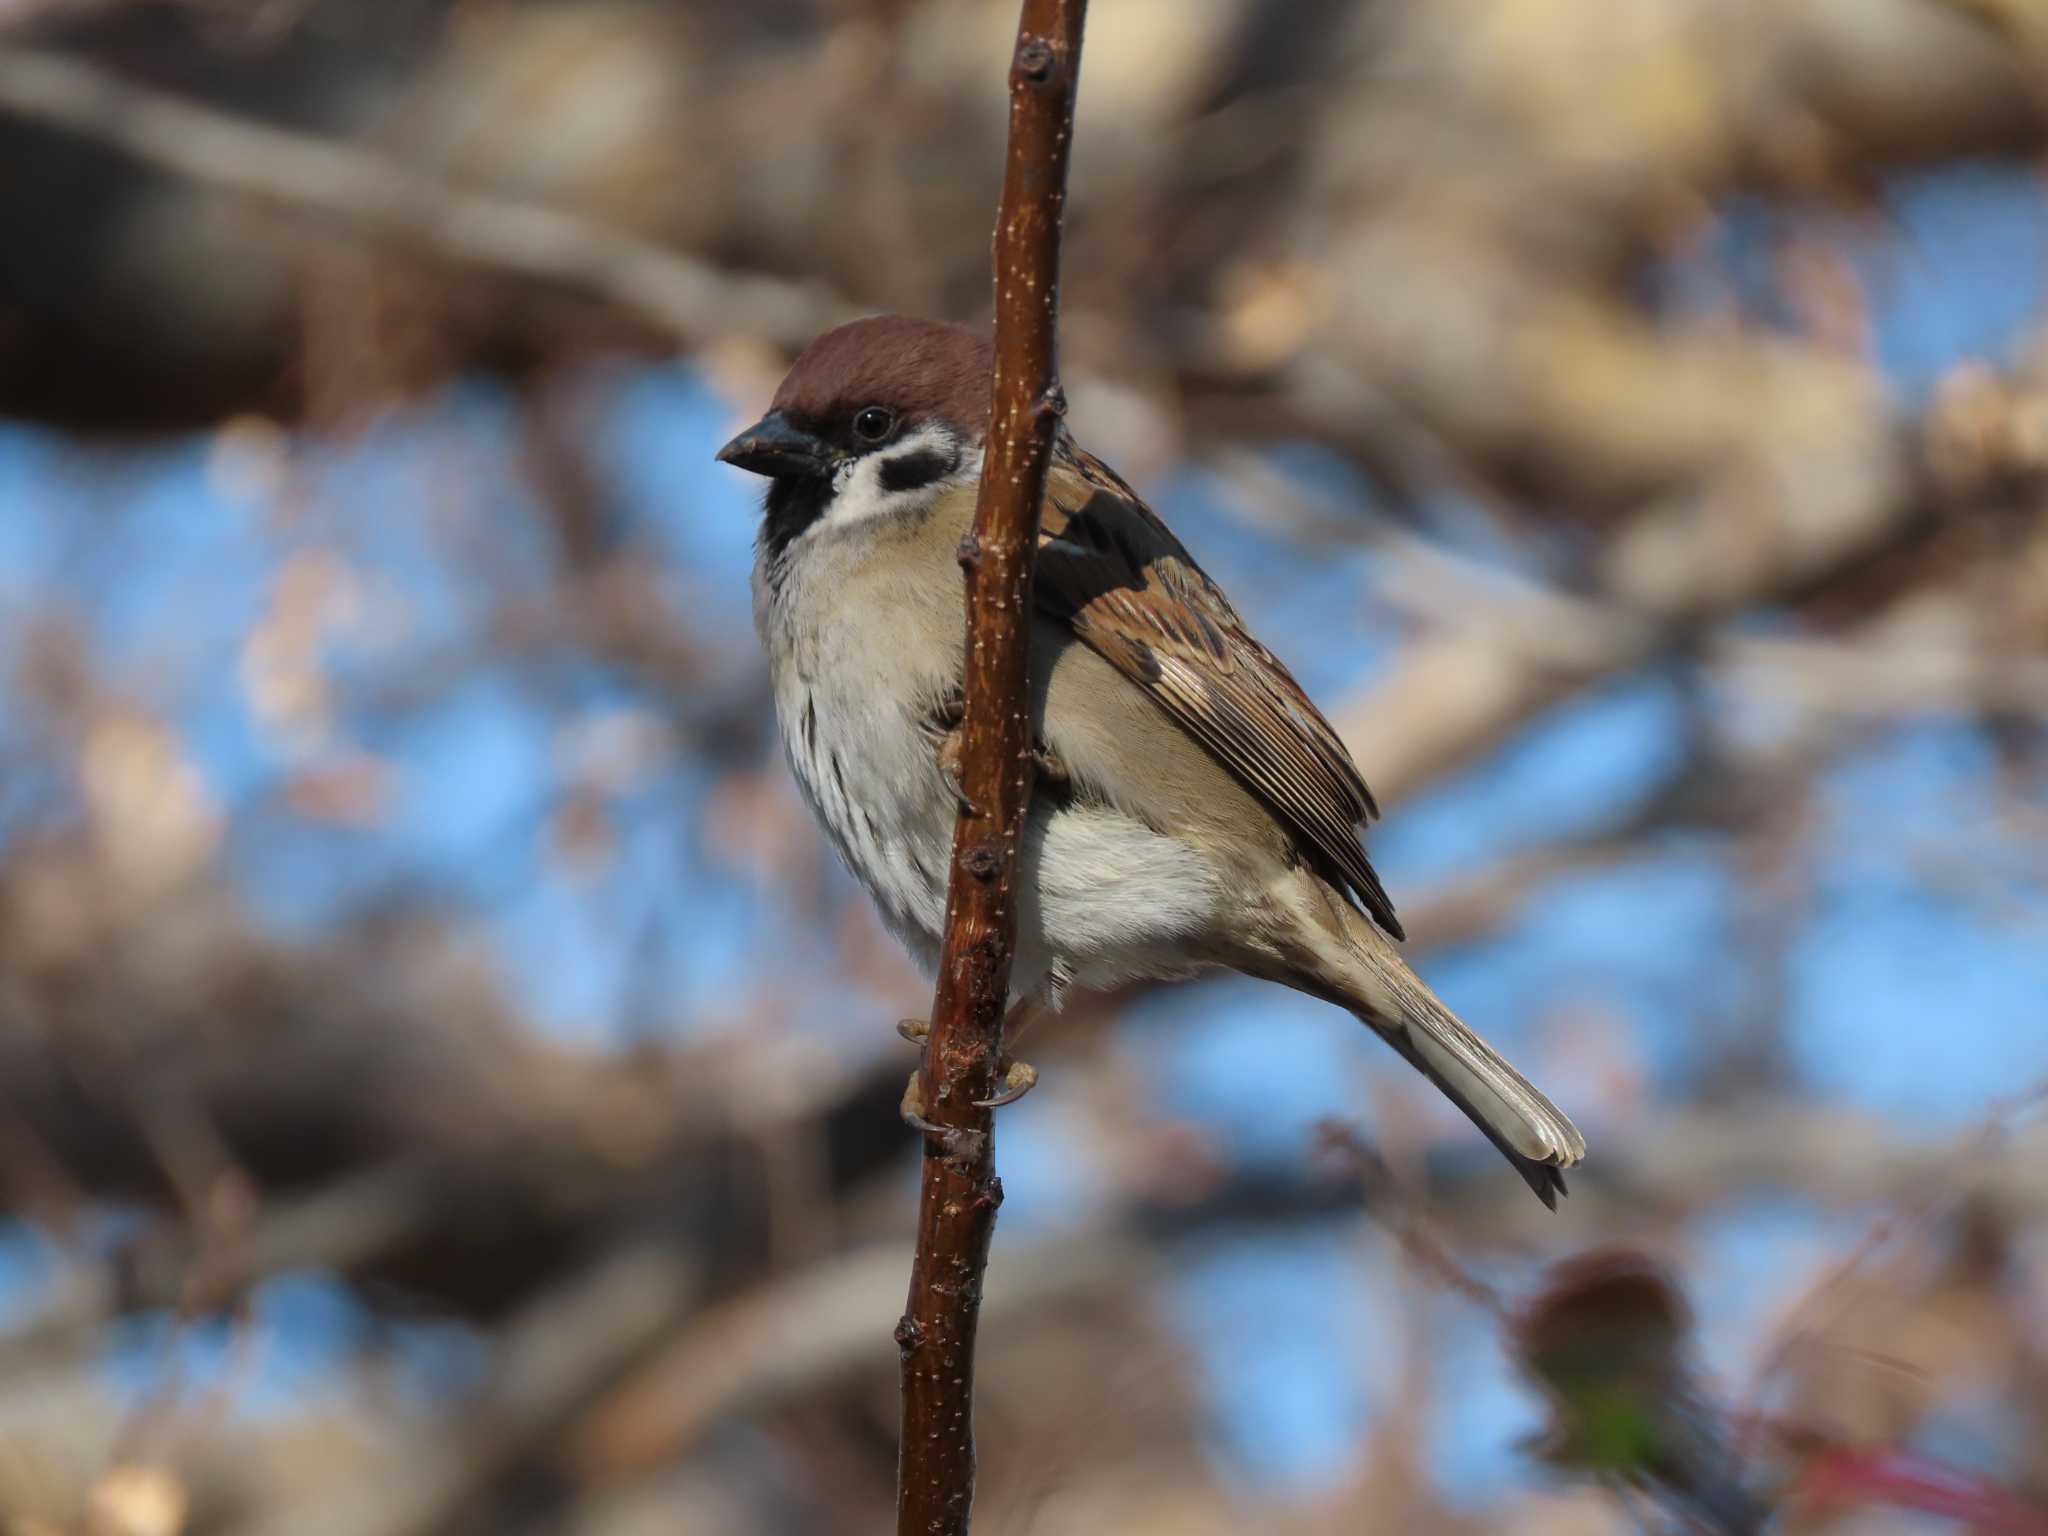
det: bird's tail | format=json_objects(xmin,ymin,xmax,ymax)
[{"xmin": 1335, "ymin": 916, "xmax": 1586, "ymax": 1208}]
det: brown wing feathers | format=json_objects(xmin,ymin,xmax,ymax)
[{"xmin": 1036, "ymin": 440, "xmax": 1405, "ymax": 941}]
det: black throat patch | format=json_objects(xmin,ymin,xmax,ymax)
[{"xmin": 761, "ymin": 473, "xmax": 833, "ymax": 564}]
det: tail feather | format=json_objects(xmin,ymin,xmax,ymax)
[{"xmin": 1338, "ymin": 923, "xmax": 1586, "ymax": 1208}]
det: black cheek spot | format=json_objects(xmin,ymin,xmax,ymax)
[{"xmin": 879, "ymin": 449, "xmax": 956, "ymax": 495}]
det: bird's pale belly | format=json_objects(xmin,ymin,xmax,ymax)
[
  {"xmin": 778, "ymin": 674, "xmax": 1226, "ymax": 1004},
  {"xmin": 780, "ymin": 677, "xmax": 953, "ymax": 962}
]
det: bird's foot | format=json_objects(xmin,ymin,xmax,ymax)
[
  {"xmin": 975, "ymin": 1057, "xmax": 1039, "ymax": 1108},
  {"xmin": 898, "ymin": 1069, "xmax": 987, "ymax": 1160},
  {"xmin": 897, "ymin": 1067, "xmax": 944, "ymax": 1135},
  {"xmin": 936, "ymin": 727, "xmax": 981, "ymax": 817},
  {"xmin": 897, "ymin": 1017, "xmax": 1039, "ymax": 1110},
  {"xmin": 930, "ymin": 692, "xmax": 1069, "ymax": 813}
]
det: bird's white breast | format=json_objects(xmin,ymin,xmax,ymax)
[{"xmin": 756, "ymin": 521, "xmax": 962, "ymax": 971}]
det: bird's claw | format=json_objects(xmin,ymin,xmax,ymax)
[
  {"xmin": 901, "ymin": 1013, "xmax": 1039, "ymax": 1113},
  {"xmin": 899, "ymin": 1069, "xmax": 988, "ymax": 1159},
  {"xmin": 899, "ymin": 1069, "xmax": 947, "ymax": 1136},
  {"xmin": 900, "ymin": 1001, "xmax": 1039, "ymax": 1116},
  {"xmin": 933, "ymin": 700, "xmax": 1068, "ymax": 812},
  {"xmin": 974, "ymin": 1058, "xmax": 1039, "ymax": 1108},
  {"xmin": 937, "ymin": 727, "xmax": 981, "ymax": 817}
]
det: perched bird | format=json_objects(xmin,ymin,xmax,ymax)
[{"xmin": 718, "ymin": 315, "xmax": 1585, "ymax": 1205}]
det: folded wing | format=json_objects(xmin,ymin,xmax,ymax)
[{"xmin": 1033, "ymin": 440, "xmax": 1404, "ymax": 941}]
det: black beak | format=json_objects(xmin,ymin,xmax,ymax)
[{"xmin": 715, "ymin": 410, "xmax": 834, "ymax": 479}]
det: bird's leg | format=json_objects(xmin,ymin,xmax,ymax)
[{"xmin": 896, "ymin": 998, "xmax": 1042, "ymax": 1126}]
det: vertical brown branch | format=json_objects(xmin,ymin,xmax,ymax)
[{"xmin": 895, "ymin": 3, "xmax": 1087, "ymax": 1533}]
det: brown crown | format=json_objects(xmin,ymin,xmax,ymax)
[{"xmin": 771, "ymin": 315, "xmax": 994, "ymax": 436}]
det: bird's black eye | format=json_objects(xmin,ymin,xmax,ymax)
[{"xmin": 852, "ymin": 406, "xmax": 896, "ymax": 444}]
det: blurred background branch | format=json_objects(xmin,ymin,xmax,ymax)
[{"xmin": 0, "ymin": 42, "xmax": 857, "ymax": 350}]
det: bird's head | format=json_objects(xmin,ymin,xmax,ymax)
[{"xmin": 717, "ymin": 315, "xmax": 992, "ymax": 557}]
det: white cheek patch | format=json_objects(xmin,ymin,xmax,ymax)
[{"xmin": 819, "ymin": 424, "xmax": 972, "ymax": 535}]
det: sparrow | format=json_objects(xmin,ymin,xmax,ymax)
[{"xmin": 717, "ymin": 315, "xmax": 1586, "ymax": 1205}]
